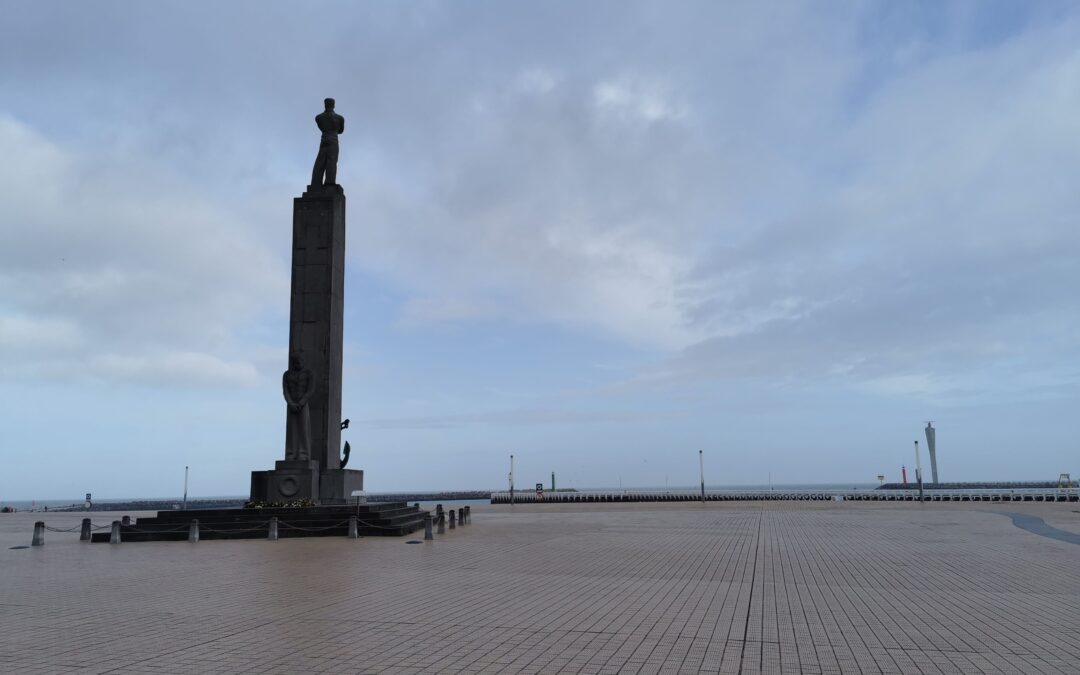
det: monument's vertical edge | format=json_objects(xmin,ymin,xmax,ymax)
[{"xmin": 326, "ymin": 192, "xmax": 345, "ymax": 470}]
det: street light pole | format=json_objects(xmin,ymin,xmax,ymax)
[
  {"xmin": 509, "ymin": 454, "xmax": 514, "ymax": 505},
  {"xmin": 699, "ymin": 450, "xmax": 705, "ymax": 502},
  {"xmin": 183, "ymin": 465, "xmax": 189, "ymax": 510},
  {"xmin": 914, "ymin": 441, "xmax": 924, "ymax": 503}
]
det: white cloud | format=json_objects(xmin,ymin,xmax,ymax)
[
  {"xmin": 515, "ymin": 67, "xmax": 560, "ymax": 96},
  {"xmin": 3, "ymin": 2, "xmax": 1079, "ymax": 404},
  {"xmin": 594, "ymin": 75, "xmax": 686, "ymax": 123},
  {"xmin": 87, "ymin": 351, "xmax": 259, "ymax": 388},
  {"xmin": 0, "ymin": 116, "xmax": 288, "ymax": 386},
  {"xmin": 0, "ymin": 315, "xmax": 82, "ymax": 352}
]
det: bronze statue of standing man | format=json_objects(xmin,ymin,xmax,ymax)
[{"xmin": 311, "ymin": 97, "xmax": 345, "ymax": 188}]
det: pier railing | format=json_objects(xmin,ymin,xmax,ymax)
[{"xmin": 490, "ymin": 487, "xmax": 1079, "ymax": 504}]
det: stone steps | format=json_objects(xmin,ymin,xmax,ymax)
[{"xmin": 89, "ymin": 502, "xmax": 426, "ymax": 543}]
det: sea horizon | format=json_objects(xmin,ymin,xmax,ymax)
[{"xmin": 3, "ymin": 483, "xmax": 888, "ymax": 509}]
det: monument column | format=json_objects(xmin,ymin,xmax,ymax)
[
  {"xmin": 288, "ymin": 185, "xmax": 346, "ymax": 470},
  {"xmin": 250, "ymin": 98, "xmax": 361, "ymax": 505}
]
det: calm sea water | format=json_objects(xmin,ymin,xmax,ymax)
[{"xmin": 1, "ymin": 484, "xmax": 881, "ymax": 511}]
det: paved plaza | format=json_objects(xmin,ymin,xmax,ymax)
[{"xmin": 1, "ymin": 502, "xmax": 1078, "ymax": 674}]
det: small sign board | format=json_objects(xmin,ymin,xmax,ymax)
[{"xmin": 535, "ymin": 483, "xmax": 544, "ymax": 501}]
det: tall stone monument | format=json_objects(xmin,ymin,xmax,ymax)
[{"xmin": 251, "ymin": 98, "xmax": 363, "ymax": 504}]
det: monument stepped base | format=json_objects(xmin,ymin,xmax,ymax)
[{"xmin": 89, "ymin": 502, "xmax": 425, "ymax": 543}]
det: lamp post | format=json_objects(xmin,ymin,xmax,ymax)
[
  {"xmin": 699, "ymin": 450, "xmax": 705, "ymax": 502},
  {"xmin": 183, "ymin": 466, "xmax": 189, "ymax": 510},
  {"xmin": 509, "ymin": 454, "xmax": 514, "ymax": 505},
  {"xmin": 914, "ymin": 441, "xmax": 924, "ymax": 502}
]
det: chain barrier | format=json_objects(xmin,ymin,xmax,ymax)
[
  {"xmin": 277, "ymin": 520, "xmax": 350, "ymax": 532},
  {"xmin": 198, "ymin": 522, "xmax": 271, "ymax": 534},
  {"xmin": 42, "ymin": 524, "xmax": 83, "ymax": 533},
  {"xmin": 124, "ymin": 524, "xmax": 191, "ymax": 534},
  {"xmin": 353, "ymin": 517, "xmax": 404, "ymax": 530},
  {"xmin": 39, "ymin": 512, "xmax": 431, "ymax": 539}
]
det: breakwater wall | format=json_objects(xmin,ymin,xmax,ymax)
[
  {"xmin": 491, "ymin": 487, "xmax": 1080, "ymax": 504},
  {"xmin": 879, "ymin": 481, "xmax": 1076, "ymax": 490},
  {"xmin": 42, "ymin": 491, "xmax": 492, "ymax": 513}
]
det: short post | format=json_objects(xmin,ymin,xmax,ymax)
[
  {"xmin": 121, "ymin": 515, "xmax": 131, "ymax": 526},
  {"xmin": 268, "ymin": 516, "xmax": 279, "ymax": 541},
  {"xmin": 348, "ymin": 515, "xmax": 359, "ymax": 539},
  {"xmin": 80, "ymin": 518, "xmax": 92, "ymax": 542},
  {"xmin": 465, "ymin": 505, "xmax": 471, "ymax": 524},
  {"xmin": 188, "ymin": 519, "xmax": 199, "ymax": 543},
  {"xmin": 437, "ymin": 512, "xmax": 446, "ymax": 535},
  {"xmin": 449, "ymin": 510, "xmax": 456, "ymax": 529},
  {"xmin": 436, "ymin": 504, "xmax": 444, "ymax": 521},
  {"xmin": 110, "ymin": 520, "xmax": 122, "ymax": 544},
  {"xmin": 458, "ymin": 508, "xmax": 465, "ymax": 526},
  {"xmin": 423, "ymin": 513, "xmax": 433, "ymax": 540},
  {"xmin": 32, "ymin": 521, "xmax": 44, "ymax": 547}
]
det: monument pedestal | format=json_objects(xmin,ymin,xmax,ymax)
[
  {"xmin": 249, "ymin": 463, "xmax": 363, "ymax": 505},
  {"xmin": 320, "ymin": 468, "xmax": 364, "ymax": 505},
  {"xmin": 250, "ymin": 460, "xmax": 320, "ymax": 503}
]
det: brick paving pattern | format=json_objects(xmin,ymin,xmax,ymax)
[{"xmin": 1, "ymin": 502, "xmax": 1077, "ymax": 674}]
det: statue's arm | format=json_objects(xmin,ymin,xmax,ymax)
[
  {"xmin": 337, "ymin": 115, "xmax": 344, "ymax": 134},
  {"xmin": 297, "ymin": 372, "xmax": 315, "ymax": 407},
  {"xmin": 282, "ymin": 373, "xmax": 296, "ymax": 405}
]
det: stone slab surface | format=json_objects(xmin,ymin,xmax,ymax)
[{"xmin": 1, "ymin": 502, "xmax": 1078, "ymax": 674}]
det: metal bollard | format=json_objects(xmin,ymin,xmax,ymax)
[
  {"xmin": 437, "ymin": 513, "xmax": 446, "ymax": 534},
  {"xmin": 32, "ymin": 521, "xmax": 44, "ymax": 547},
  {"xmin": 268, "ymin": 517, "xmax": 279, "ymax": 541},
  {"xmin": 436, "ymin": 503, "xmax": 444, "ymax": 520},
  {"xmin": 110, "ymin": 520, "xmax": 122, "ymax": 544},
  {"xmin": 121, "ymin": 515, "xmax": 131, "ymax": 526},
  {"xmin": 449, "ymin": 510, "xmax": 456, "ymax": 529},
  {"xmin": 424, "ymin": 513, "xmax": 433, "ymax": 540},
  {"xmin": 458, "ymin": 508, "xmax": 465, "ymax": 526},
  {"xmin": 80, "ymin": 518, "xmax": 92, "ymax": 542},
  {"xmin": 348, "ymin": 515, "xmax": 359, "ymax": 539},
  {"xmin": 188, "ymin": 519, "xmax": 199, "ymax": 543},
  {"xmin": 465, "ymin": 505, "xmax": 471, "ymax": 524}
]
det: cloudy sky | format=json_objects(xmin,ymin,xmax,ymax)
[{"xmin": 2, "ymin": 1, "xmax": 1078, "ymax": 500}]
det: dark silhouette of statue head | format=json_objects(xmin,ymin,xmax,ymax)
[{"xmin": 324, "ymin": 97, "xmax": 335, "ymax": 110}]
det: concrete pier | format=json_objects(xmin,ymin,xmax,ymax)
[
  {"xmin": 491, "ymin": 486, "xmax": 1080, "ymax": 504},
  {"xmin": 2, "ymin": 502, "xmax": 1078, "ymax": 673}
]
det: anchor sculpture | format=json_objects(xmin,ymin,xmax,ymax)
[{"xmin": 340, "ymin": 418, "xmax": 351, "ymax": 469}]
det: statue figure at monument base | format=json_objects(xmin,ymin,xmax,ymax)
[{"xmin": 283, "ymin": 353, "xmax": 314, "ymax": 461}]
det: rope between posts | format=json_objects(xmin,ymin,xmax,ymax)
[
  {"xmin": 354, "ymin": 517, "xmax": 406, "ymax": 531},
  {"xmin": 124, "ymin": 524, "xmax": 191, "ymax": 534},
  {"xmin": 198, "ymin": 523, "xmax": 271, "ymax": 534},
  {"xmin": 42, "ymin": 524, "xmax": 83, "ymax": 533},
  {"xmin": 277, "ymin": 520, "xmax": 350, "ymax": 532}
]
